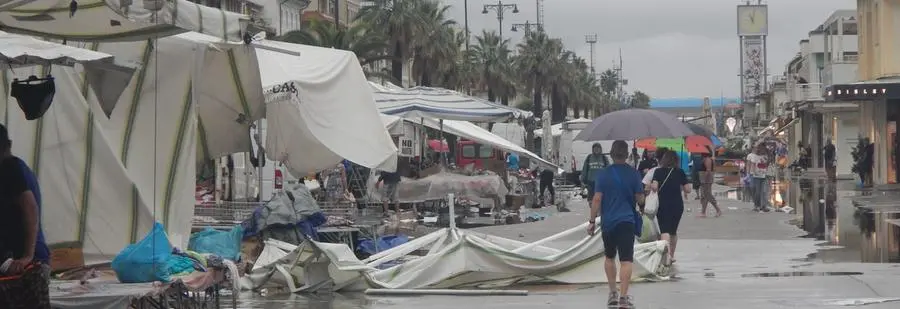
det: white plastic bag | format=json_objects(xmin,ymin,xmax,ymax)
[{"xmin": 644, "ymin": 192, "xmax": 660, "ymax": 216}]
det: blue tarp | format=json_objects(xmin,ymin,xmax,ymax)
[{"xmin": 356, "ymin": 234, "xmax": 409, "ymax": 255}]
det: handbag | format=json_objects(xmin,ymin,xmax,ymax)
[
  {"xmin": 609, "ymin": 167, "xmax": 643, "ymax": 237},
  {"xmin": 644, "ymin": 168, "xmax": 673, "ymax": 216},
  {"xmin": 0, "ymin": 263, "xmax": 50, "ymax": 309}
]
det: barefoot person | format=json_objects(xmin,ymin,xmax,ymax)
[
  {"xmin": 587, "ymin": 140, "xmax": 645, "ymax": 309},
  {"xmin": 698, "ymin": 147, "xmax": 722, "ymax": 217}
]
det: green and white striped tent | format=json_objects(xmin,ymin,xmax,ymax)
[{"xmin": 0, "ymin": 32, "xmax": 264, "ymax": 265}]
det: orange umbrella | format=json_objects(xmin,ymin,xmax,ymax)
[{"xmin": 684, "ymin": 135, "xmax": 715, "ymax": 153}]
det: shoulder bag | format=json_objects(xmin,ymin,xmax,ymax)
[
  {"xmin": 608, "ymin": 167, "xmax": 643, "ymax": 237},
  {"xmin": 644, "ymin": 168, "xmax": 672, "ymax": 217}
]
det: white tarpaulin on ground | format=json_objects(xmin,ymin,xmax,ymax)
[
  {"xmin": 372, "ymin": 84, "xmax": 532, "ymax": 122},
  {"xmin": 0, "ymin": 33, "xmax": 265, "ymax": 265},
  {"xmin": 242, "ymin": 226, "xmax": 669, "ymax": 291},
  {"xmin": 0, "ymin": 0, "xmax": 246, "ymax": 42},
  {"xmin": 256, "ymin": 39, "xmax": 398, "ymax": 174}
]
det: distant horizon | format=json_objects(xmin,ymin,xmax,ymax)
[{"xmin": 650, "ymin": 97, "xmax": 741, "ymax": 108}]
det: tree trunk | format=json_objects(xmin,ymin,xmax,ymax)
[
  {"xmin": 501, "ymin": 94, "xmax": 509, "ymax": 106},
  {"xmin": 532, "ymin": 75, "xmax": 543, "ymax": 116},
  {"xmin": 551, "ymin": 85, "xmax": 564, "ymax": 123},
  {"xmin": 524, "ymin": 118, "xmax": 536, "ymax": 153},
  {"xmin": 582, "ymin": 105, "xmax": 590, "ymax": 119},
  {"xmin": 392, "ymin": 40, "xmax": 403, "ymax": 84},
  {"xmin": 572, "ymin": 102, "xmax": 581, "ymax": 119},
  {"xmin": 487, "ymin": 88, "xmax": 496, "ymax": 102}
]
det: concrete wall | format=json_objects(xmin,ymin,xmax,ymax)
[{"xmin": 858, "ymin": 0, "xmax": 900, "ymax": 81}]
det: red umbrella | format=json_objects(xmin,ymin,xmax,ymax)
[
  {"xmin": 428, "ymin": 139, "xmax": 449, "ymax": 152},
  {"xmin": 685, "ymin": 135, "xmax": 715, "ymax": 153}
]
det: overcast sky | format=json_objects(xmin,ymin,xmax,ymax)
[{"xmin": 445, "ymin": 0, "xmax": 855, "ymax": 98}]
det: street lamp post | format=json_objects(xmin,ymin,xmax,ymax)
[
  {"xmin": 482, "ymin": 1, "xmax": 519, "ymax": 39},
  {"xmin": 511, "ymin": 20, "xmax": 539, "ymax": 36}
]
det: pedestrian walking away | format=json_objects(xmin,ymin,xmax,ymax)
[
  {"xmin": 823, "ymin": 139, "xmax": 836, "ymax": 182},
  {"xmin": 587, "ymin": 140, "xmax": 645, "ymax": 309},
  {"xmin": 650, "ymin": 151, "xmax": 691, "ymax": 265}
]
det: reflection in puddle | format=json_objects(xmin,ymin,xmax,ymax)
[
  {"xmin": 785, "ymin": 178, "xmax": 900, "ymax": 263},
  {"xmin": 740, "ymin": 271, "xmax": 864, "ymax": 278}
]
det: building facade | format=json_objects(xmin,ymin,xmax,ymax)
[
  {"xmin": 780, "ymin": 10, "xmax": 859, "ymax": 178},
  {"xmin": 837, "ymin": 0, "xmax": 900, "ymax": 185}
]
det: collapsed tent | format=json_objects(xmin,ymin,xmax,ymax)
[
  {"xmin": 0, "ymin": 0, "xmax": 246, "ymax": 42},
  {"xmin": 257, "ymin": 39, "xmax": 398, "ymax": 174},
  {"xmin": 380, "ymin": 114, "xmax": 557, "ymax": 171},
  {"xmin": 0, "ymin": 32, "xmax": 265, "ymax": 265},
  {"xmin": 373, "ymin": 84, "xmax": 532, "ymax": 122},
  {"xmin": 242, "ymin": 226, "xmax": 669, "ymax": 292}
]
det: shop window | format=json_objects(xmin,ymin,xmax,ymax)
[{"xmin": 462, "ymin": 145, "xmax": 476, "ymax": 158}]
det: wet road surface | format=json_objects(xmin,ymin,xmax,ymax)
[{"xmin": 234, "ymin": 179, "xmax": 900, "ymax": 308}]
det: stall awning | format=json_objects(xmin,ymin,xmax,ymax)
[
  {"xmin": 387, "ymin": 115, "xmax": 559, "ymax": 172},
  {"xmin": 0, "ymin": 31, "xmax": 114, "ymax": 65},
  {"xmin": 258, "ymin": 40, "xmax": 398, "ymax": 174},
  {"xmin": 372, "ymin": 84, "xmax": 532, "ymax": 122}
]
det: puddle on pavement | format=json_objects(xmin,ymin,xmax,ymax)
[
  {"xmin": 784, "ymin": 178, "xmax": 900, "ymax": 263},
  {"xmin": 740, "ymin": 271, "xmax": 863, "ymax": 278}
]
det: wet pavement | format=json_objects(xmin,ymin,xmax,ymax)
[{"xmin": 234, "ymin": 177, "xmax": 900, "ymax": 308}]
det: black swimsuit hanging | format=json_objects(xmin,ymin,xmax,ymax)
[{"xmin": 10, "ymin": 75, "xmax": 56, "ymax": 121}]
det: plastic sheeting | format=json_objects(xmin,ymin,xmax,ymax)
[
  {"xmin": 257, "ymin": 40, "xmax": 398, "ymax": 174},
  {"xmin": 366, "ymin": 172, "xmax": 508, "ymax": 204},
  {"xmin": 0, "ymin": 31, "xmax": 114, "ymax": 65},
  {"xmin": 242, "ymin": 226, "xmax": 669, "ymax": 292}
]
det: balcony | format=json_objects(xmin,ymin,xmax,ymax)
[{"xmin": 789, "ymin": 83, "xmax": 825, "ymax": 102}]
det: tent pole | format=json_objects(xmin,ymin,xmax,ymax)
[
  {"xmin": 420, "ymin": 118, "xmax": 425, "ymax": 176},
  {"xmin": 439, "ymin": 119, "xmax": 446, "ymax": 167}
]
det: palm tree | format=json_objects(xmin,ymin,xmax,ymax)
[
  {"xmin": 276, "ymin": 19, "xmax": 395, "ymax": 80},
  {"xmin": 516, "ymin": 31, "xmax": 562, "ymax": 117},
  {"xmin": 470, "ymin": 30, "xmax": 510, "ymax": 102},
  {"xmin": 630, "ymin": 90, "xmax": 651, "ymax": 108},
  {"xmin": 357, "ymin": 0, "xmax": 423, "ymax": 84},
  {"xmin": 408, "ymin": 0, "xmax": 458, "ymax": 87}
]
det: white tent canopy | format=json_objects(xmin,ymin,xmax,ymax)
[
  {"xmin": 257, "ymin": 40, "xmax": 398, "ymax": 174},
  {"xmin": 372, "ymin": 84, "xmax": 532, "ymax": 122},
  {"xmin": 0, "ymin": 0, "xmax": 246, "ymax": 42},
  {"xmin": 380, "ymin": 114, "xmax": 557, "ymax": 171},
  {"xmin": 0, "ymin": 32, "xmax": 265, "ymax": 264},
  {"xmin": 0, "ymin": 31, "xmax": 114, "ymax": 65}
]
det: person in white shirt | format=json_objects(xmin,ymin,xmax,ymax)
[
  {"xmin": 745, "ymin": 144, "xmax": 771, "ymax": 212},
  {"xmin": 642, "ymin": 148, "xmax": 669, "ymax": 189}
]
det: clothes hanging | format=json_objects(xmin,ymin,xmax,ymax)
[{"xmin": 10, "ymin": 75, "xmax": 56, "ymax": 120}]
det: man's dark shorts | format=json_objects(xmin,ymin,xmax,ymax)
[{"xmin": 602, "ymin": 222, "xmax": 635, "ymax": 262}]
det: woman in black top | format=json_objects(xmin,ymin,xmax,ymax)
[{"xmin": 650, "ymin": 151, "xmax": 691, "ymax": 265}]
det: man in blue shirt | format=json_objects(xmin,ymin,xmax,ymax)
[
  {"xmin": 588, "ymin": 140, "xmax": 645, "ymax": 309},
  {"xmin": 0, "ymin": 124, "xmax": 50, "ymax": 307}
]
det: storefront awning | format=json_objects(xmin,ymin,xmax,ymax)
[{"xmin": 826, "ymin": 78, "xmax": 900, "ymax": 101}]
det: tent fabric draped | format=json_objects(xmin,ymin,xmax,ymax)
[
  {"xmin": 0, "ymin": 31, "xmax": 115, "ymax": 65},
  {"xmin": 258, "ymin": 40, "xmax": 398, "ymax": 174},
  {"xmin": 372, "ymin": 84, "xmax": 532, "ymax": 122},
  {"xmin": 0, "ymin": 0, "xmax": 247, "ymax": 42},
  {"xmin": 0, "ymin": 33, "xmax": 264, "ymax": 265}
]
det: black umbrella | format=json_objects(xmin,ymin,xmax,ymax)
[{"xmin": 575, "ymin": 109, "xmax": 695, "ymax": 141}]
